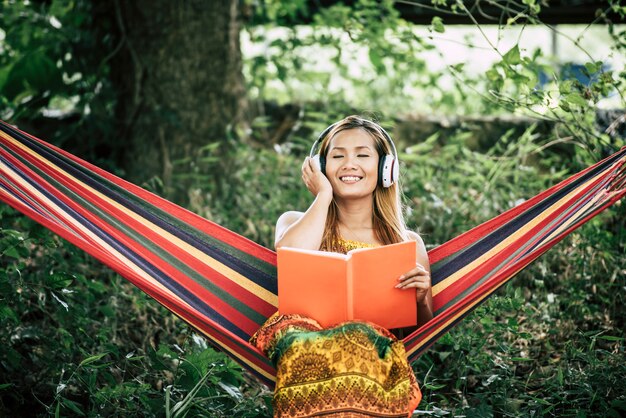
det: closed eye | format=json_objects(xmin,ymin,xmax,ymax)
[
  {"xmin": 332, "ymin": 155, "xmax": 344, "ymax": 159},
  {"xmin": 357, "ymin": 154, "xmax": 370, "ymax": 158}
]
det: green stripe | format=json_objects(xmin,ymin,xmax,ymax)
[
  {"xmin": 8, "ymin": 146, "xmax": 269, "ymax": 327},
  {"xmin": 55, "ymin": 149, "xmax": 277, "ymax": 278},
  {"xmin": 433, "ymin": 180, "xmax": 603, "ymax": 316}
]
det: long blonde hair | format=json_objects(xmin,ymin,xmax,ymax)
[{"xmin": 317, "ymin": 116, "xmax": 408, "ymax": 252}]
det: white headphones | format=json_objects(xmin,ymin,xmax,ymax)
[{"xmin": 309, "ymin": 119, "xmax": 399, "ymax": 188}]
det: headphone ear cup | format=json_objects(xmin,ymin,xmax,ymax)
[
  {"xmin": 379, "ymin": 154, "xmax": 397, "ymax": 188},
  {"xmin": 311, "ymin": 154, "xmax": 326, "ymax": 175},
  {"xmin": 391, "ymin": 156, "xmax": 399, "ymax": 184}
]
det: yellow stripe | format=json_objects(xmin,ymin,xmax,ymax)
[
  {"xmin": 540, "ymin": 188, "xmax": 604, "ymax": 244},
  {"xmin": 541, "ymin": 160, "xmax": 624, "ymax": 243},
  {"xmin": 0, "ymin": 170, "xmax": 71, "ymax": 231},
  {"xmin": 1, "ymin": 131, "xmax": 278, "ymax": 307},
  {"xmin": 195, "ymin": 326, "xmax": 275, "ymax": 383},
  {"xmin": 0, "ymin": 158, "xmax": 181, "ymax": 302},
  {"xmin": 1, "ymin": 165, "xmax": 275, "ymax": 380},
  {"xmin": 432, "ymin": 174, "xmax": 599, "ymax": 297},
  {"xmin": 407, "ymin": 257, "xmax": 537, "ymax": 358}
]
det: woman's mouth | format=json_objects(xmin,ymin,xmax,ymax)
[{"xmin": 340, "ymin": 176, "xmax": 363, "ymax": 184}]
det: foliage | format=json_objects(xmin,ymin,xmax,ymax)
[
  {"xmin": 243, "ymin": 0, "xmax": 626, "ymax": 139},
  {"xmin": 0, "ymin": 0, "xmax": 120, "ymax": 169},
  {"xmin": 0, "ymin": 205, "xmax": 271, "ymax": 417},
  {"xmin": 2, "ymin": 119, "xmax": 624, "ymax": 416},
  {"xmin": 1, "ymin": 0, "xmax": 626, "ymax": 417},
  {"xmin": 399, "ymin": 130, "xmax": 626, "ymax": 416},
  {"xmin": 243, "ymin": 0, "xmax": 440, "ymax": 112}
]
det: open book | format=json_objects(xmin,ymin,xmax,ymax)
[{"xmin": 277, "ymin": 241, "xmax": 417, "ymax": 329}]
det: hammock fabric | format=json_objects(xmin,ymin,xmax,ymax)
[{"xmin": 1, "ymin": 120, "xmax": 625, "ymax": 388}]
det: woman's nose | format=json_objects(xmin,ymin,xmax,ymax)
[{"xmin": 341, "ymin": 156, "xmax": 358, "ymax": 169}]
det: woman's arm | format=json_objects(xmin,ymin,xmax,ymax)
[
  {"xmin": 275, "ymin": 157, "xmax": 333, "ymax": 250},
  {"xmin": 397, "ymin": 231, "xmax": 433, "ymax": 327}
]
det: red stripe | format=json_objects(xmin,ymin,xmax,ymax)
[
  {"xmin": 404, "ymin": 186, "xmax": 624, "ymax": 356},
  {"xmin": 500, "ymin": 177, "xmax": 616, "ymax": 270},
  {"xmin": 0, "ymin": 173, "xmax": 50, "ymax": 218},
  {"xmin": 494, "ymin": 170, "xmax": 618, "ymax": 273},
  {"xmin": 152, "ymin": 288, "xmax": 276, "ymax": 382},
  {"xmin": 0, "ymin": 187, "xmax": 276, "ymax": 383},
  {"xmin": 1, "ymin": 146, "xmax": 263, "ymax": 336},
  {"xmin": 6, "ymin": 123, "xmax": 277, "ymax": 265},
  {"xmin": 1, "ymin": 151, "xmax": 117, "ymax": 254},
  {"xmin": 10, "ymin": 139, "xmax": 276, "ymax": 316},
  {"xmin": 428, "ymin": 149, "xmax": 626, "ymax": 264},
  {"xmin": 432, "ymin": 167, "xmax": 616, "ymax": 311},
  {"xmin": 523, "ymin": 192, "xmax": 625, "ymax": 262}
]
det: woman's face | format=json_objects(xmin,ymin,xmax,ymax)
[{"xmin": 324, "ymin": 128, "xmax": 379, "ymax": 199}]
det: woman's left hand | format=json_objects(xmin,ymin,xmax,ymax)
[{"xmin": 396, "ymin": 263, "xmax": 431, "ymax": 304}]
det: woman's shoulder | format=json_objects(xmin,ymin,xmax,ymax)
[
  {"xmin": 405, "ymin": 230, "xmax": 430, "ymax": 268},
  {"xmin": 406, "ymin": 230, "xmax": 424, "ymax": 244},
  {"xmin": 276, "ymin": 211, "xmax": 304, "ymax": 228}
]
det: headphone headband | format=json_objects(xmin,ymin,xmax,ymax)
[
  {"xmin": 309, "ymin": 118, "xmax": 399, "ymax": 188},
  {"xmin": 308, "ymin": 120, "xmax": 398, "ymax": 160}
]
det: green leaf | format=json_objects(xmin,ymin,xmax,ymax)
[
  {"xmin": 368, "ymin": 48, "xmax": 385, "ymax": 73},
  {"xmin": 0, "ymin": 63, "xmax": 15, "ymax": 93},
  {"xmin": 423, "ymin": 383, "xmax": 447, "ymax": 390},
  {"xmin": 431, "ymin": 16, "xmax": 445, "ymax": 33},
  {"xmin": 50, "ymin": 0, "xmax": 75, "ymax": 20},
  {"xmin": 79, "ymin": 352, "xmax": 109, "ymax": 367},
  {"xmin": 486, "ymin": 68, "xmax": 501, "ymax": 81},
  {"xmin": 18, "ymin": 50, "xmax": 62, "ymax": 91},
  {"xmin": 503, "ymin": 45, "xmax": 521, "ymax": 65},
  {"xmin": 0, "ymin": 306, "xmax": 19, "ymax": 325},
  {"xmin": 2, "ymin": 246, "xmax": 20, "ymax": 258},
  {"xmin": 61, "ymin": 398, "xmax": 85, "ymax": 416},
  {"xmin": 564, "ymin": 92, "xmax": 588, "ymax": 107},
  {"xmin": 47, "ymin": 271, "xmax": 75, "ymax": 289},
  {"xmin": 584, "ymin": 62, "xmax": 599, "ymax": 74},
  {"xmin": 559, "ymin": 79, "xmax": 573, "ymax": 94},
  {"xmin": 597, "ymin": 335, "xmax": 623, "ymax": 341}
]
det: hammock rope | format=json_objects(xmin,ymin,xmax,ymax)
[{"xmin": 1, "ymin": 120, "xmax": 625, "ymax": 388}]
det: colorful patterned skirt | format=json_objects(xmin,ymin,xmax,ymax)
[{"xmin": 251, "ymin": 314, "xmax": 421, "ymax": 417}]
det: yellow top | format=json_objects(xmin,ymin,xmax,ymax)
[{"xmin": 333, "ymin": 236, "xmax": 378, "ymax": 254}]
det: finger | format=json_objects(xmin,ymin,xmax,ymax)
[
  {"xmin": 396, "ymin": 275, "xmax": 430, "ymax": 287},
  {"xmin": 302, "ymin": 160, "xmax": 311, "ymax": 174},
  {"xmin": 400, "ymin": 272, "xmax": 427, "ymax": 282},
  {"xmin": 401, "ymin": 264, "xmax": 428, "ymax": 276},
  {"xmin": 302, "ymin": 168, "xmax": 313, "ymax": 183},
  {"xmin": 308, "ymin": 157, "xmax": 322, "ymax": 173},
  {"xmin": 398, "ymin": 276, "xmax": 430, "ymax": 286},
  {"xmin": 398, "ymin": 269, "xmax": 429, "ymax": 281},
  {"xmin": 396, "ymin": 280, "xmax": 431, "ymax": 290}
]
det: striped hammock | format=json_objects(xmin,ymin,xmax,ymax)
[{"xmin": 1, "ymin": 121, "xmax": 625, "ymax": 388}]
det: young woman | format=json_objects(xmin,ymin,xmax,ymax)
[{"xmin": 251, "ymin": 115, "xmax": 433, "ymax": 417}]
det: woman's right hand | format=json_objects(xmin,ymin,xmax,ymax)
[{"xmin": 302, "ymin": 157, "xmax": 333, "ymax": 198}]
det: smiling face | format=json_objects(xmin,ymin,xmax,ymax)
[{"xmin": 324, "ymin": 128, "xmax": 379, "ymax": 200}]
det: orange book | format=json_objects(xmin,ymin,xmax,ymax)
[{"xmin": 277, "ymin": 241, "xmax": 417, "ymax": 329}]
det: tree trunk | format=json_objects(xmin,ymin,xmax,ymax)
[{"xmin": 109, "ymin": 0, "xmax": 247, "ymax": 201}]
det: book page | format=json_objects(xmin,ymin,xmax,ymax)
[
  {"xmin": 350, "ymin": 241, "xmax": 417, "ymax": 329},
  {"xmin": 277, "ymin": 248, "xmax": 348, "ymax": 327}
]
